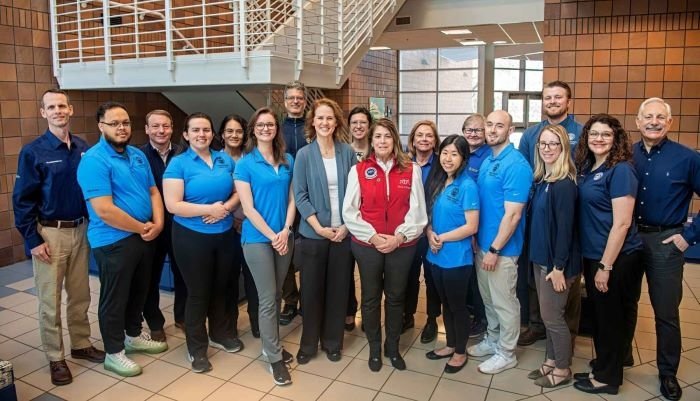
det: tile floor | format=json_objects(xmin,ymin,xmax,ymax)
[{"xmin": 1, "ymin": 259, "xmax": 700, "ymax": 401}]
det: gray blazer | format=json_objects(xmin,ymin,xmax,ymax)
[{"xmin": 293, "ymin": 140, "xmax": 356, "ymax": 239}]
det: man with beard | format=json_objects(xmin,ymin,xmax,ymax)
[
  {"xmin": 468, "ymin": 110, "xmax": 532, "ymax": 374},
  {"xmin": 77, "ymin": 102, "xmax": 168, "ymax": 377},
  {"xmin": 631, "ymin": 97, "xmax": 700, "ymax": 401},
  {"xmin": 517, "ymin": 81, "xmax": 583, "ymax": 347},
  {"xmin": 13, "ymin": 89, "xmax": 105, "ymax": 386}
]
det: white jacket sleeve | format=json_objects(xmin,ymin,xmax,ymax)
[
  {"xmin": 395, "ymin": 163, "xmax": 428, "ymax": 242},
  {"xmin": 342, "ymin": 165, "xmax": 377, "ymax": 243}
]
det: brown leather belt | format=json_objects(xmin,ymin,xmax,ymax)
[{"xmin": 39, "ymin": 217, "xmax": 86, "ymax": 229}]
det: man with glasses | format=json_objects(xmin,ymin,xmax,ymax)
[
  {"xmin": 13, "ymin": 89, "xmax": 105, "ymax": 386},
  {"xmin": 279, "ymin": 80, "xmax": 308, "ymax": 325},
  {"xmin": 632, "ymin": 97, "xmax": 700, "ymax": 401},
  {"xmin": 77, "ymin": 102, "xmax": 168, "ymax": 377},
  {"xmin": 139, "ymin": 110, "xmax": 185, "ymax": 342},
  {"xmin": 516, "ymin": 81, "xmax": 583, "ymax": 347}
]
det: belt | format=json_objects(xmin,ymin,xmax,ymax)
[
  {"xmin": 39, "ymin": 217, "xmax": 86, "ymax": 229},
  {"xmin": 637, "ymin": 223, "xmax": 683, "ymax": 233}
]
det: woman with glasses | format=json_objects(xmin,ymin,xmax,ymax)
[
  {"xmin": 343, "ymin": 118, "xmax": 428, "ymax": 372},
  {"xmin": 526, "ymin": 125, "xmax": 580, "ymax": 388},
  {"xmin": 572, "ymin": 114, "xmax": 643, "ymax": 395},
  {"xmin": 404, "ymin": 121, "xmax": 442, "ymax": 343},
  {"xmin": 234, "ymin": 108, "xmax": 296, "ymax": 386},
  {"xmin": 163, "ymin": 113, "xmax": 242, "ymax": 374},
  {"xmin": 293, "ymin": 99, "xmax": 356, "ymax": 364},
  {"xmin": 219, "ymin": 115, "xmax": 260, "ymax": 339},
  {"xmin": 344, "ymin": 107, "xmax": 373, "ymax": 331}
]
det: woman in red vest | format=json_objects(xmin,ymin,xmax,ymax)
[{"xmin": 342, "ymin": 118, "xmax": 428, "ymax": 372}]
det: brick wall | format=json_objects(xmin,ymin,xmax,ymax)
[
  {"xmin": 0, "ymin": 0, "xmax": 186, "ymax": 266},
  {"xmin": 543, "ymin": 0, "xmax": 700, "ymax": 212}
]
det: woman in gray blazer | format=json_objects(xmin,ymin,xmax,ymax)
[{"xmin": 293, "ymin": 98, "xmax": 356, "ymax": 364}]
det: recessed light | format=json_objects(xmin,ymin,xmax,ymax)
[
  {"xmin": 459, "ymin": 40, "xmax": 486, "ymax": 46},
  {"xmin": 442, "ymin": 29, "xmax": 472, "ymax": 35},
  {"xmin": 493, "ymin": 40, "xmax": 508, "ymax": 44},
  {"xmin": 369, "ymin": 46, "xmax": 391, "ymax": 50}
]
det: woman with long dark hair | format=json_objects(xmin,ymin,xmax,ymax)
[{"xmin": 572, "ymin": 114, "xmax": 643, "ymax": 395}]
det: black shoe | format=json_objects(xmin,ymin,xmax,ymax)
[
  {"xmin": 660, "ymin": 375, "xmax": 682, "ymax": 400},
  {"xmin": 361, "ymin": 322, "xmax": 365, "ymax": 332},
  {"xmin": 469, "ymin": 320, "xmax": 486, "ymax": 338},
  {"xmin": 296, "ymin": 351, "xmax": 313, "ymax": 365},
  {"xmin": 282, "ymin": 349, "xmax": 294, "ymax": 364},
  {"xmin": 269, "ymin": 360, "xmax": 292, "ymax": 385},
  {"xmin": 209, "ymin": 337, "xmax": 244, "ymax": 353},
  {"xmin": 279, "ymin": 305, "xmax": 298, "ymax": 326},
  {"xmin": 517, "ymin": 329, "xmax": 546, "ymax": 346},
  {"xmin": 387, "ymin": 354, "xmax": 406, "ymax": 370},
  {"xmin": 188, "ymin": 354, "xmax": 213, "ymax": 373},
  {"xmin": 368, "ymin": 356, "xmax": 382, "ymax": 372},
  {"xmin": 344, "ymin": 320, "xmax": 356, "ymax": 332},
  {"xmin": 574, "ymin": 372, "xmax": 592, "ymax": 381},
  {"xmin": 573, "ymin": 379, "xmax": 619, "ymax": 395},
  {"xmin": 401, "ymin": 314, "xmax": 415, "ymax": 334},
  {"xmin": 420, "ymin": 320, "xmax": 438, "ymax": 343},
  {"xmin": 426, "ymin": 350, "xmax": 454, "ymax": 360},
  {"xmin": 250, "ymin": 315, "xmax": 260, "ymax": 338},
  {"xmin": 589, "ymin": 355, "xmax": 634, "ymax": 369},
  {"xmin": 326, "ymin": 349, "xmax": 342, "ymax": 362},
  {"xmin": 444, "ymin": 357, "xmax": 468, "ymax": 374}
]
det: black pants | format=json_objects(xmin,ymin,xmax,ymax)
[
  {"xmin": 143, "ymin": 222, "xmax": 187, "ymax": 329},
  {"xmin": 404, "ymin": 236, "xmax": 441, "ymax": 320},
  {"xmin": 639, "ymin": 228, "xmax": 685, "ymax": 376},
  {"xmin": 429, "ymin": 262, "xmax": 472, "ymax": 354},
  {"xmin": 584, "ymin": 251, "xmax": 643, "ymax": 386},
  {"xmin": 93, "ymin": 234, "xmax": 154, "ymax": 354},
  {"xmin": 346, "ymin": 254, "xmax": 358, "ymax": 317},
  {"xmin": 229, "ymin": 231, "xmax": 259, "ymax": 335},
  {"xmin": 172, "ymin": 222, "xmax": 235, "ymax": 357},
  {"xmin": 299, "ymin": 237, "xmax": 353, "ymax": 355},
  {"xmin": 352, "ymin": 242, "xmax": 415, "ymax": 356}
]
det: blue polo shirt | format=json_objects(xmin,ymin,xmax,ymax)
[
  {"xmin": 519, "ymin": 114, "xmax": 582, "ymax": 168},
  {"xmin": 163, "ymin": 148, "xmax": 235, "ymax": 234},
  {"xmin": 477, "ymin": 144, "xmax": 533, "ymax": 256},
  {"xmin": 233, "ymin": 148, "xmax": 294, "ymax": 244},
  {"xmin": 578, "ymin": 161, "xmax": 643, "ymax": 260},
  {"xmin": 415, "ymin": 153, "xmax": 435, "ymax": 186},
  {"xmin": 426, "ymin": 174, "xmax": 479, "ymax": 268},
  {"xmin": 466, "ymin": 144, "xmax": 491, "ymax": 182},
  {"xmin": 77, "ymin": 136, "xmax": 156, "ymax": 248}
]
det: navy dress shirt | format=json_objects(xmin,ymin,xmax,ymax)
[
  {"xmin": 633, "ymin": 139, "xmax": 700, "ymax": 245},
  {"xmin": 12, "ymin": 130, "xmax": 89, "ymax": 249}
]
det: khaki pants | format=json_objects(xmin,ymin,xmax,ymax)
[{"xmin": 33, "ymin": 223, "xmax": 92, "ymax": 362}]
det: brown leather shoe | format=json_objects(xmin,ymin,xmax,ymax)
[
  {"xmin": 517, "ymin": 329, "xmax": 546, "ymax": 346},
  {"xmin": 50, "ymin": 360, "xmax": 73, "ymax": 386},
  {"xmin": 71, "ymin": 346, "xmax": 106, "ymax": 363},
  {"xmin": 150, "ymin": 329, "xmax": 166, "ymax": 342}
]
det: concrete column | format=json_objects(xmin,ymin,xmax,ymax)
[{"xmin": 478, "ymin": 44, "xmax": 495, "ymax": 115}]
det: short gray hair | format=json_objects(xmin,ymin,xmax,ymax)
[
  {"xmin": 284, "ymin": 80, "xmax": 307, "ymax": 98},
  {"xmin": 637, "ymin": 97, "xmax": 672, "ymax": 119}
]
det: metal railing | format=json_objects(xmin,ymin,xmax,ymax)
[{"xmin": 50, "ymin": 0, "xmax": 396, "ymax": 84}]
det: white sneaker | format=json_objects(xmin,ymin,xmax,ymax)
[
  {"xmin": 125, "ymin": 332, "xmax": 168, "ymax": 354},
  {"xmin": 478, "ymin": 353, "xmax": 517, "ymax": 374},
  {"xmin": 104, "ymin": 350, "xmax": 142, "ymax": 377},
  {"xmin": 467, "ymin": 339, "xmax": 496, "ymax": 357}
]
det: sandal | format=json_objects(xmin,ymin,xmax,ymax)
[
  {"xmin": 534, "ymin": 369, "xmax": 572, "ymax": 388},
  {"xmin": 527, "ymin": 363, "xmax": 554, "ymax": 380}
]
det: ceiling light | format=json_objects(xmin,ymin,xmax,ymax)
[
  {"xmin": 442, "ymin": 29, "xmax": 472, "ymax": 35},
  {"xmin": 459, "ymin": 40, "xmax": 486, "ymax": 46},
  {"xmin": 493, "ymin": 40, "xmax": 508, "ymax": 44},
  {"xmin": 369, "ymin": 46, "xmax": 391, "ymax": 50}
]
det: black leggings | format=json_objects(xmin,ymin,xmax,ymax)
[
  {"xmin": 172, "ymin": 222, "xmax": 236, "ymax": 357},
  {"xmin": 429, "ymin": 262, "xmax": 472, "ymax": 354}
]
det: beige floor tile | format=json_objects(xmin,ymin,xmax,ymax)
[
  {"xmin": 543, "ymin": 385, "xmax": 604, "ymax": 401},
  {"xmin": 484, "ymin": 388, "xmax": 527, "ymax": 401},
  {"xmin": 637, "ymin": 348, "xmax": 657, "ymax": 364},
  {"xmin": 269, "ymin": 370, "xmax": 332, "ymax": 401},
  {"xmin": 0, "ymin": 293, "xmax": 36, "ymax": 308},
  {"xmin": 635, "ymin": 317, "xmax": 656, "ymax": 334},
  {"xmin": 91, "ymin": 381, "xmax": 155, "ymax": 401},
  {"xmin": 410, "ymin": 332, "xmax": 447, "ymax": 351},
  {"xmin": 400, "ymin": 347, "xmax": 446, "ymax": 377},
  {"xmin": 682, "ymin": 346, "xmax": 700, "ymax": 364},
  {"xmin": 283, "ymin": 324, "xmax": 302, "ymax": 345},
  {"xmin": 22, "ymin": 360, "xmax": 88, "ymax": 391},
  {"xmin": 634, "ymin": 331, "xmax": 657, "ymax": 351},
  {"xmin": 675, "ymin": 356, "xmax": 700, "ymax": 385},
  {"xmin": 623, "ymin": 363, "xmax": 663, "ymax": 396},
  {"xmin": 680, "ymin": 308, "xmax": 700, "ymax": 324},
  {"xmin": 0, "ymin": 309, "xmax": 26, "ymax": 324},
  {"xmin": 599, "ymin": 379, "xmax": 655, "ymax": 401},
  {"xmin": 14, "ymin": 328, "xmax": 43, "ymax": 348},
  {"xmin": 10, "ymin": 349, "xmax": 48, "ymax": 378},
  {"xmin": 14, "ymin": 380, "xmax": 44, "ymax": 401},
  {"xmin": 336, "ymin": 358, "xmax": 393, "ymax": 390},
  {"xmin": 124, "ymin": 359, "xmax": 189, "ymax": 392},
  {"xmin": 49, "ymin": 369, "xmax": 119, "ymax": 401},
  {"xmin": 681, "ymin": 321, "xmax": 700, "ymax": 339},
  {"xmin": 430, "ymin": 377, "xmax": 488, "ymax": 401},
  {"xmin": 682, "ymin": 337, "xmax": 700, "ymax": 352},
  {"xmin": 159, "ymin": 343, "xmax": 214, "ymax": 369},
  {"xmin": 0, "ymin": 339, "xmax": 32, "ymax": 359},
  {"xmin": 0, "ymin": 316, "xmax": 38, "ymax": 338},
  {"xmin": 147, "ymin": 394, "xmax": 176, "ymax": 400},
  {"xmin": 260, "ymin": 395, "xmax": 293, "ymax": 401},
  {"xmin": 317, "ymin": 381, "xmax": 377, "ymax": 401},
  {"xmin": 205, "ymin": 351, "xmax": 255, "ymax": 381},
  {"xmin": 294, "ymin": 351, "xmax": 352, "ymax": 379},
  {"xmin": 236, "ymin": 331, "xmax": 264, "ymax": 360},
  {"xmin": 489, "ymin": 367, "xmax": 541, "ymax": 397},
  {"xmin": 514, "ymin": 347, "xmax": 546, "ymax": 372},
  {"xmin": 679, "ymin": 385, "xmax": 700, "ymax": 400},
  {"xmin": 203, "ymin": 382, "xmax": 265, "ymax": 401},
  {"xmin": 230, "ymin": 359, "xmax": 276, "ymax": 393},
  {"xmin": 373, "ymin": 393, "xmax": 413, "ymax": 401},
  {"xmin": 159, "ymin": 371, "xmax": 225, "ymax": 401},
  {"xmin": 381, "ymin": 369, "xmax": 440, "ymax": 401},
  {"xmin": 440, "ymin": 357, "xmax": 493, "ymax": 388},
  {"xmin": 89, "ymin": 321, "xmax": 102, "ymax": 341},
  {"xmin": 7, "ymin": 278, "xmax": 36, "ymax": 291},
  {"xmin": 340, "ymin": 332, "xmax": 368, "ymax": 357}
]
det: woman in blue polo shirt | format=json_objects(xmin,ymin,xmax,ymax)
[
  {"xmin": 422, "ymin": 135, "xmax": 478, "ymax": 374},
  {"xmin": 526, "ymin": 125, "xmax": 580, "ymax": 388},
  {"xmin": 234, "ymin": 107, "xmax": 296, "ymax": 386},
  {"xmin": 572, "ymin": 114, "xmax": 643, "ymax": 395},
  {"xmin": 163, "ymin": 112, "xmax": 242, "ymax": 374}
]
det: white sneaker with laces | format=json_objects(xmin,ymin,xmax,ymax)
[
  {"xmin": 104, "ymin": 350, "xmax": 142, "ymax": 377},
  {"xmin": 125, "ymin": 332, "xmax": 168, "ymax": 354},
  {"xmin": 478, "ymin": 353, "xmax": 517, "ymax": 374},
  {"xmin": 467, "ymin": 339, "xmax": 496, "ymax": 357}
]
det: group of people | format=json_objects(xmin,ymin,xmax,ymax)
[{"xmin": 11, "ymin": 80, "xmax": 699, "ymax": 401}]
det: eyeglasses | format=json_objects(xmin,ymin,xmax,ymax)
[
  {"xmin": 537, "ymin": 141, "xmax": 562, "ymax": 149},
  {"xmin": 223, "ymin": 129, "xmax": 245, "ymax": 135},
  {"xmin": 255, "ymin": 122, "xmax": 276, "ymax": 130},
  {"xmin": 100, "ymin": 121, "xmax": 131, "ymax": 128},
  {"xmin": 463, "ymin": 128, "xmax": 485, "ymax": 134},
  {"xmin": 285, "ymin": 96, "xmax": 305, "ymax": 102},
  {"xmin": 589, "ymin": 131, "xmax": 614, "ymax": 140}
]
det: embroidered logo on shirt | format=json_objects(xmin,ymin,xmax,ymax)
[
  {"xmin": 568, "ymin": 133, "xmax": 576, "ymax": 141},
  {"xmin": 593, "ymin": 172, "xmax": 604, "ymax": 181},
  {"xmin": 365, "ymin": 167, "xmax": 378, "ymax": 179},
  {"xmin": 45, "ymin": 160, "xmax": 62, "ymax": 164}
]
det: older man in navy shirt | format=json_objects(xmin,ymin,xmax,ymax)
[{"xmin": 632, "ymin": 97, "xmax": 700, "ymax": 401}]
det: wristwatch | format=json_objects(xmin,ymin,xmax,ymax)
[
  {"xmin": 488, "ymin": 246, "xmax": 501, "ymax": 255},
  {"xmin": 597, "ymin": 261, "xmax": 613, "ymax": 271}
]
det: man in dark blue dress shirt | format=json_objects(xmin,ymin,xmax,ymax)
[
  {"xmin": 12, "ymin": 89, "xmax": 105, "ymax": 386},
  {"xmin": 632, "ymin": 97, "xmax": 700, "ymax": 401}
]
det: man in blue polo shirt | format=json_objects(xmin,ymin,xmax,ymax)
[
  {"xmin": 468, "ymin": 110, "xmax": 532, "ymax": 375},
  {"xmin": 77, "ymin": 102, "xmax": 168, "ymax": 377},
  {"xmin": 632, "ymin": 97, "xmax": 700, "ymax": 401}
]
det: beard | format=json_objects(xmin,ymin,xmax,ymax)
[{"xmin": 105, "ymin": 133, "xmax": 132, "ymax": 152}]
